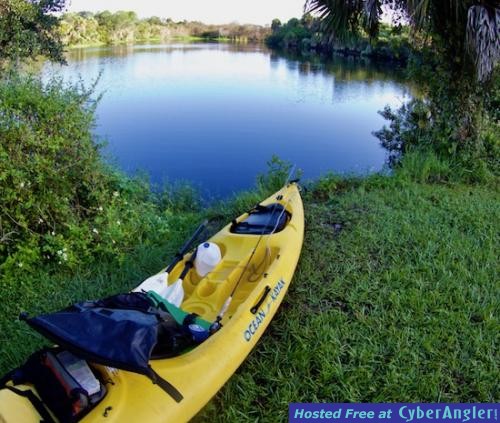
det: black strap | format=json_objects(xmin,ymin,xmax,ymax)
[
  {"xmin": 0, "ymin": 370, "xmax": 15, "ymax": 388},
  {"xmin": 5, "ymin": 386, "xmax": 56, "ymax": 423},
  {"xmin": 250, "ymin": 204, "xmax": 267, "ymax": 213},
  {"xmin": 147, "ymin": 367, "xmax": 183, "ymax": 403},
  {"xmin": 179, "ymin": 248, "xmax": 198, "ymax": 280}
]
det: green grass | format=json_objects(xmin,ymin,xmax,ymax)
[
  {"xmin": 196, "ymin": 176, "xmax": 499, "ymax": 421},
  {"xmin": 0, "ymin": 174, "xmax": 498, "ymax": 420}
]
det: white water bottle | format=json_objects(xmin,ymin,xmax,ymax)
[{"xmin": 195, "ymin": 242, "xmax": 221, "ymax": 276}]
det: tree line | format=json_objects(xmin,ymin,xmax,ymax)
[
  {"xmin": 58, "ymin": 11, "xmax": 270, "ymax": 46},
  {"xmin": 266, "ymin": 15, "xmax": 411, "ymax": 63}
]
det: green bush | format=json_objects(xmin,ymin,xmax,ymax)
[
  {"xmin": 373, "ymin": 68, "xmax": 499, "ymax": 183},
  {"xmin": 0, "ymin": 74, "xmax": 178, "ymax": 278},
  {"xmin": 256, "ymin": 155, "xmax": 297, "ymax": 194},
  {"xmin": 0, "ymin": 74, "xmax": 103, "ymax": 269},
  {"xmin": 266, "ymin": 17, "xmax": 314, "ymax": 51}
]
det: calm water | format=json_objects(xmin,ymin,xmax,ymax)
[{"xmin": 44, "ymin": 43, "xmax": 410, "ymax": 197}]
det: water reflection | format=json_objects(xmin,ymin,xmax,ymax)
[
  {"xmin": 67, "ymin": 42, "xmax": 269, "ymax": 62},
  {"xmin": 43, "ymin": 43, "xmax": 411, "ymax": 197}
]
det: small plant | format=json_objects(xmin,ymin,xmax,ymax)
[
  {"xmin": 393, "ymin": 149, "xmax": 452, "ymax": 184},
  {"xmin": 311, "ymin": 173, "xmax": 344, "ymax": 200},
  {"xmin": 257, "ymin": 155, "xmax": 300, "ymax": 195}
]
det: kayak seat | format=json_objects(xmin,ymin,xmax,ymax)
[{"xmin": 230, "ymin": 204, "xmax": 290, "ymax": 235}]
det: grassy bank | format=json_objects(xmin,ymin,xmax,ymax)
[
  {"xmin": 196, "ymin": 173, "xmax": 499, "ymax": 421},
  {"xmin": 1, "ymin": 163, "xmax": 498, "ymax": 418}
]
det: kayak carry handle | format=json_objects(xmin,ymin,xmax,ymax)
[{"xmin": 250, "ymin": 286, "xmax": 271, "ymax": 314}]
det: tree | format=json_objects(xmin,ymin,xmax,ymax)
[
  {"xmin": 59, "ymin": 12, "xmax": 100, "ymax": 46},
  {"xmin": 147, "ymin": 16, "xmax": 162, "ymax": 26},
  {"xmin": 305, "ymin": 0, "xmax": 499, "ymax": 170},
  {"xmin": 271, "ymin": 18, "xmax": 281, "ymax": 32},
  {"xmin": 304, "ymin": 1, "xmax": 499, "ymax": 83},
  {"xmin": 0, "ymin": 0, "xmax": 67, "ymax": 63},
  {"xmin": 77, "ymin": 11, "xmax": 94, "ymax": 19}
]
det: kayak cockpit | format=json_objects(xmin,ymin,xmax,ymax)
[{"xmin": 177, "ymin": 240, "xmax": 282, "ymax": 322}]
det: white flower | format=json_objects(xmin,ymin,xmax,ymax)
[
  {"xmin": 51, "ymin": 231, "xmax": 55, "ymax": 236},
  {"xmin": 116, "ymin": 220, "xmax": 121, "ymax": 226},
  {"xmin": 38, "ymin": 218, "xmax": 43, "ymax": 224},
  {"xmin": 113, "ymin": 191, "xmax": 119, "ymax": 197},
  {"xmin": 112, "ymin": 239, "xmax": 116, "ymax": 244},
  {"xmin": 92, "ymin": 228, "xmax": 99, "ymax": 234},
  {"xmin": 98, "ymin": 206, "xmax": 103, "ymax": 212},
  {"xmin": 19, "ymin": 182, "xmax": 25, "ymax": 189},
  {"xmin": 18, "ymin": 262, "xmax": 23, "ymax": 268},
  {"xmin": 57, "ymin": 250, "xmax": 63, "ymax": 256}
]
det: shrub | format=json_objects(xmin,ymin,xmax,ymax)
[
  {"xmin": 374, "ymin": 67, "xmax": 499, "ymax": 183},
  {"xmin": 0, "ymin": 74, "xmax": 175, "ymax": 277},
  {"xmin": 0, "ymin": 75, "xmax": 105, "ymax": 267}
]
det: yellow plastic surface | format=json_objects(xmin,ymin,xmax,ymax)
[{"xmin": 0, "ymin": 183, "xmax": 304, "ymax": 423}]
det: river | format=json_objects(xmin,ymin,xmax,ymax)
[{"xmin": 44, "ymin": 42, "xmax": 410, "ymax": 197}]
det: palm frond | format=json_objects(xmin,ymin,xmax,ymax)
[
  {"xmin": 466, "ymin": 5, "xmax": 500, "ymax": 82},
  {"xmin": 364, "ymin": 0, "xmax": 381, "ymax": 38},
  {"xmin": 406, "ymin": 0, "xmax": 431, "ymax": 29},
  {"xmin": 305, "ymin": 0, "xmax": 365, "ymax": 42}
]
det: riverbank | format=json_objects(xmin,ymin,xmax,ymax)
[
  {"xmin": 2, "ymin": 2, "xmax": 498, "ymax": 419},
  {"xmin": 1, "ymin": 160, "xmax": 498, "ymax": 418},
  {"xmin": 266, "ymin": 20, "xmax": 411, "ymax": 64},
  {"xmin": 198, "ymin": 168, "xmax": 499, "ymax": 421},
  {"xmin": 58, "ymin": 11, "xmax": 269, "ymax": 48},
  {"xmin": 64, "ymin": 35, "xmax": 235, "ymax": 50}
]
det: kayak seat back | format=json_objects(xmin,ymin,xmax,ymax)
[{"xmin": 230, "ymin": 204, "xmax": 290, "ymax": 235}]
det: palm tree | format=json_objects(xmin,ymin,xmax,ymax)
[{"xmin": 304, "ymin": 0, "xmax": 499, "ymax": 82}]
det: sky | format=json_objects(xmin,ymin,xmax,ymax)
[{"xmin": 66, "ymin": 0, "xmax": 306, "ymax": 26}]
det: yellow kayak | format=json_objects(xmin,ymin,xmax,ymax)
[{"xmin": 0, "ymin": 182, "xmax": 304, "ymax": 422}]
